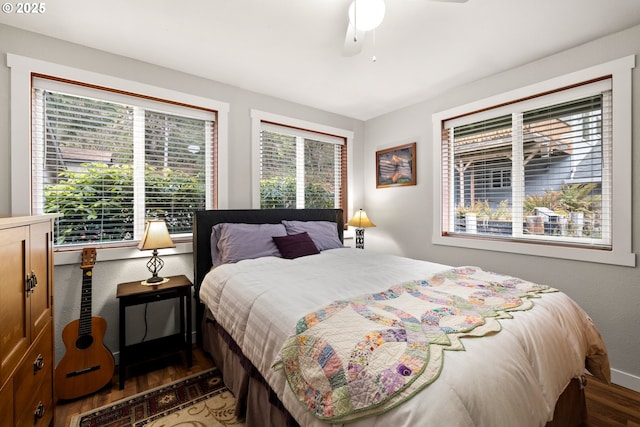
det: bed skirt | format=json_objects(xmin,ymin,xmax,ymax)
[{"xmin": 201, "ymin": 312, "xmax": 587, "ymax": 427}]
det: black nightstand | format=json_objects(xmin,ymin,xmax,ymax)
[{"xmin": 116, "ymin": 274, "xmax": 193, "ymax": 389}]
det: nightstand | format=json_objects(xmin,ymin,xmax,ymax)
[{"xmin": 116, "ymin": 274, "xmax": 193, "ymax": 389}]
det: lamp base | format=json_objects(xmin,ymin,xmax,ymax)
[
  {"xmin": 143, "ymin": 250, "xmax": 167, "ymax": 285},
  {"xmin": 355, "ymin": 228, "xmax": 365, "ymax": 249}
]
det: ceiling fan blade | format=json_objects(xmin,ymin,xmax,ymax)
[{"xmin": 343, "ymin": 21, "xmax": 365, "ymax": 56}]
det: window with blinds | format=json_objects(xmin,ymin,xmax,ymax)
[
  {"xmin": 441, "ymin": 78, "xmax": 612, "ymax": 249},
  {"xmin": 31, "ymin": 77, "xmax": 217, "ymax": 247},
  {"xmin": 259, "ymin": 122, "xmax": 346, "ymax": 210}
]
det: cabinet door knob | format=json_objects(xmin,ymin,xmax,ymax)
[
  {"xmin": 34, "ymin": 401, "xmax": 45, "ymax": 420},
  {"xmin": 33, "ymin": 354, "xmax": 45, "ymax": 373}
]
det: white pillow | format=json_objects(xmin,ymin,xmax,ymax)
[
  {"xmin": 211, "ymin": 223, "xmax": 287, "ymax": 267},
  {"xmin": 281, "ymin": 220, "xmax": 343, "ymax": 251}
]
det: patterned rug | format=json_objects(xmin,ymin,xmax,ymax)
[{"xmin": 69, "ymin": 368, "xmax": 244, "ymax": 427}]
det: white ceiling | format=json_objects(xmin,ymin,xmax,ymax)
[{"xmin": 2, "ymin": 0, "xmax": 640, "ymax": 120}]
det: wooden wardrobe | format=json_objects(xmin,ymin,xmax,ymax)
[{"xmin": 0, "ymin": 215, "xmax": 56, "ymax": 427}]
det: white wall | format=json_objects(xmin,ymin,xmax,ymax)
[
  {"xmin": 361, "ymin": 24, "xmax": 640, "ymax": 391},
  {"xmin": 0, "ymin": 23, "xmax": 364, "ymax": 364}
]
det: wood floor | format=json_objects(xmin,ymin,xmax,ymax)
[
  {"xmin": 54, "ymin": 347, "xmax": 215, "ymax": 427},
  {"xmin": 584, "ymin": 376, "xmax": 640, "ymax": 427},
  {"xmin": 54, "ymin": 346, "xmax": 640, "ymax": 427}
]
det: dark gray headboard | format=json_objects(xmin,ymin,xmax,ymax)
[{"xmin": 192, "ymin": 208, "xmax": 344, "ymax": 344}]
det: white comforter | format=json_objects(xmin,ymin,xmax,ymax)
[{"xmin": 199, "ymin": 248, "xmax": 608, "ymax": 427}]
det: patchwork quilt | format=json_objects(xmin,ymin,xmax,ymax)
[{"xmin": 273, "ymin": 266, "xmax": 554, "ymax": 423}]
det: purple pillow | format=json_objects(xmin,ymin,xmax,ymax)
[
  {"xmin": 281, "ymin": 220, "xmax": 343, "ymax": 251},
  {"xmin": 211, "ymin": 223, "xmax": 287, "ymax": 267},
  {"xmin": 272, "ymin": 232, "xmax": 320, "ymax": 259}
]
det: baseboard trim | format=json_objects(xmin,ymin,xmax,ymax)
[{"xmin": 611, "ymin": 368, "xmax": 640, "ymax": 393}]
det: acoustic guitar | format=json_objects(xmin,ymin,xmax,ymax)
[{"xmin": 55, "ymin": 248, "xmax": 115, "ymax": 400}]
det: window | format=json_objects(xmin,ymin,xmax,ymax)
[
  {"xmin": 251, "ymin": 110, "xmax": 352, "ymax": 221},
  {"xmin": 31, "ymin": 77, "xmax": 217, "ymax": 247},
  {"xmin": 491, "ymin": 170, "xmax": 510, "ymax": 189},
  {"xmin": 432, "ymin": 56, "xmax": 635, "ymax": 266},
  {"xmin": 443, "ymin": 80, "xmax": 611, "ymax": 247}
]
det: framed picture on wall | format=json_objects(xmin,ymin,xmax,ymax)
[{"xmin": 376, "ymin": 142, "xmax": 416, "ymax": 188}]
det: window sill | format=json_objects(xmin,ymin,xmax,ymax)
[
  {"xmin": 432, "ymin": 233, "xmax": 635, "ymax": 267},
  {"xmin": 53, "ymin": 242, "xmax": 193, "ymax": 266}
]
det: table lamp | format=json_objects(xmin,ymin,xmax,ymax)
[
  {"xmin": 347, "ymin": 209, "xmax": 376, "ymax": 249},
  {"xmin": 138, "ymin": 219, "xmax": 175, "ymax": 284}
]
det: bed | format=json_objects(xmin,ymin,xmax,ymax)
[{"xmin": 192, "ymin": 208, "xmax": 610, "ymax": 427}]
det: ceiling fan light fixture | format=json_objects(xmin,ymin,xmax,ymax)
[{"xmin": 348, "ymin": 0, "xmax": 386, "ymax": 32}]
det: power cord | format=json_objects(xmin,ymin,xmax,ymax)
[{"xmin": 141, "ymin": 302, "xmax": 149, "ymax": 342}]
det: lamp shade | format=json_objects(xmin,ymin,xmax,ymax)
[
  {"xmin": 138, "ymin": 219, "xmax": 175, "ymax": 250},
  {"xmin": 347, "ymin": 209, "xmax": 376, "ymax": 228},
  {"xmin": 348, "ymin": 0, "xmax": 386, "ymax": 31}
]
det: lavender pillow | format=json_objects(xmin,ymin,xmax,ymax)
[
  {"xmin": 273, "ymin": 232, "xmax": 320, "ymax": 259},
  {"xmin": 211, "ymin": 223, "xmax": 287, "ymax": 267},
  {"xmin": 281, "ymin": 220, "xmax": 343, "ymax": 251}
]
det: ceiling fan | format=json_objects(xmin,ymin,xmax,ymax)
[{"xmin": 343, "ymin": 0, "xmax": 469, "ymax": 57}]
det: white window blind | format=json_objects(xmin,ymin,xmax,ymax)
[
  {"xmin": 259, "ymin": 122, "xmax": 346, "ymax": 210},
  {"xmin": 32, "ymin": 77, "xmax": 216, "ymax": 247},
  {"xmin": 442, "ymin": 78, "xmax": 612, "ymax": 249}
]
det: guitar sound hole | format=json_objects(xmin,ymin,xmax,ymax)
[{"xmin": 75, "ymin": 335, "xmax": 94, "ymax": 350}]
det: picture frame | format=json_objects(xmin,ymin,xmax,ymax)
[{"xmin": 376, "ymin": 142, "xmax": 416, "ymax": 188}]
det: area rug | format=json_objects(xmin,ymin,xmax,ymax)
[{"xmin": 69, "ymin": 368, "xmax": 244, "ymax": 427}]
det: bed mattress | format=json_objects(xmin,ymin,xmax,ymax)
[{"xmin": 199, "ymin": 248, "xmax": 608, "ymax": 426}]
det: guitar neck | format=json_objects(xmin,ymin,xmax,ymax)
[{"xmin": 78, "ymin": 268, "xmax": 93, "ymax": 336}]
